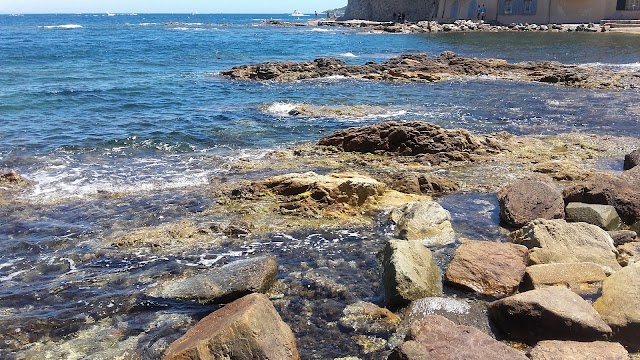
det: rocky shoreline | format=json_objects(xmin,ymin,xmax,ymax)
[{"xmin": 220, "ymin": 52, "xmax": 640, "ymax": 89}]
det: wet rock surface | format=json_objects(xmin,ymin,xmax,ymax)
[
  {"xmin": 529, "ymin": 340, "xmax": 629, "ymax": 360},
  {"xmin": 389, "ymin": 201, "xmax": 455, "ymax": 246},
  {"xmin": 498, "ymin": 178, "xmax": 565, "ymax": 228},
  {"xmin": 521, "ymin": 262, "xmax": 607, "ymax": 296},
  {"xmin": 444, "ymin": 240, "xmax": 529, "ymax": 297},
  {"xmin": 489, "ymin": 287, "xmax": 612, "ymax": 343},
  {"xmin": 221, "ymin": 52, "xmax": 640, "ymax": 89},
  {"xmin": 0, "ymin": 170, "xmax": 31, "ymax": 187},
  {"xmin": 624, "ymin": 149, "xmax": 639, "ymax": 170},
  {"xmin": 338, "ymin": 301, "xmax": 400, "ymax": 336}
]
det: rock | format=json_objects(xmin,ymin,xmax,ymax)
[
  {"xmin": 521, "ymin": 262, "xmax": 607, "ymax": 296},
  {"xmin": 263, "ymin": 171, "xmax": 386, "ymax": 207},
  {"xmin": 564, "ymin": 173, "xmax": 640, "ymax": 225},
  {"xmin": 163, "ymin": 293, "xmax": 299, "ymax": 360},
  {"xmin": 489, "ymin": 287, "xmax": 612, "ymax": 343},
  {"xmin": 389, "ymin": 201, "xmax": 455, "ymax": 246},
  {"xmin": 512, "ymin": 219, "xmax": 620, "ymax": 274},
  {"xmin": 616, "ymin": 242, "xmax": 640, "ymax": 267},
  {"xmin": 497, "ymin": 179, "xmax": 565, "ymax": 228},
  {"xmin": 529, "ymin": 340, "xmax": 629, "ymax": 360},
  {"xmin": 381, "ymin": 240, "xmax": 442, "ymax": 306},
  {"xmin": 533, "ymin": 160, "xmax": 593, "ymax": 181},
  {"xmin": 404, "ymin": 297, "xmax": 493, "ymax": 337},
  {"xmin": 149, "ymin": 256, "xmax": 277, "ymax": 304},
  {"xmin": 608, "ymin": 230, "xmax": 637, "ymax": 246},
  {"xmin": 624, "ymin": 149, "xmax": 639, "ymax": 170},
  {"xmin": 388, "ymin": 315, "xmax": 528, "ymax": 360},
  {"xmin": 594, "ymin": 265, "xmax": 640, "ymax": 350},
  {"xmin": 444, "ymin": 240, "xmax": 529, "ymax": 297},
  {"xmin": 338, "ymin": 301, "xmax": 400, "ymax": 336},
  {"xmin": 565, "ymin": 202, "xmax": 623, "ymax": 231},
  {"xmin": 0, "ymin": 170, "xmax": 31, "ymax": 187},
  {"xmin": 380, "ymin": 172, "xmax": 459, "ymax": 195}
]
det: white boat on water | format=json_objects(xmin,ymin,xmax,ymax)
[
  {"xmin": 290, "ymin": 10, "xmax": 307, "ymax": 17},
  {"xmin": 107, "ymin": 12, "xmax": 116, "ymax": 16}
]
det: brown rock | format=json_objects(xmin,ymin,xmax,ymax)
[
  {"xmin": 521, "ymin": 262, "xmax": 607, "ymax": 296},
  {"xmin": 498, "ymin": 179, "xmax": 565, "ymax": 228},
  {"xmin": 488, "ymin": 287, "xmax": 612, "ymax": 343},
  {"xmin": 608, "ymin": 230, "xmax": 637, "ymax": 246},
  {"xmin": 624, "ymin": 149, "xmax": 639, "ymax": 170},
  {"xmin": 0, "ymin": 170, "xmax": 31, "ymax": 187},
  {"xmin": 381, "ymin": 172, "xmax": 459, "ymax": 195},
  {"xmin": 388, "ymin": 315, "xmax": 528, "ymax": 360},
  {"xmin": 529, "ymin": 340, "xmax": 629, "ymax": 360},
  {"xmin": 163, "ymin": 293, "xmax": 299, "ymax": 360},
  {"xmin": 617, "ymin": 242, "xmax": 640, "ymax": 267},
  {"xmin": 533, "ymin": 160, "xmax": 593, "ymax": 181},
  {"xmin": 444, "ymin": 240, "xmax": 529, "ymax": 297}
]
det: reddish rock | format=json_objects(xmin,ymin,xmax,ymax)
[
  {"xmin": 163, "ymin": 293, "xmax": 299, "ymax": 360},
  {"xmin": 388, "ymin": 315, "xmax": 528, "ymax": 360},
  {"xmin": 498, "ymin": 179, "xmax": 565, "ymax": 228},
  {"xmin": 529, "ymin": 340, "xmax": 629, "ymax": 360},
  {"xmin": 444, "ymin": 240, "xmax": 529, "ymax": 297}
]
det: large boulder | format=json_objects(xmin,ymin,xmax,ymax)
[
  {"xmin": 389, "ymin": 201, "xmax": 455, "ymax": 246},
  {"xmin": 565, "ymin": 202, "xmax": 622, "ymax": 231},
  {"xmin": 444, "ymin": 240, "xmax": 529, "ymax": 297},
  {"xmin": 512, "ymin": 219, "xmax": 620, "ymax": 274},
  {"xmin": 163, "ymin": 293, "xmax": 299, "ymax": 360},
  {"xmin": 521, "ymin": 262, "xmax": 607, "ymax": 296},
  {"xmin": 149, "ymin": 256, "xmax": 277, "ymax": 304},
  {"xmin": 381, "ymin": 240, "xmax": 442, "ymax": 306},
  {"xmin": 489, "ymin": 287, "xmax": 612, "ymax": 343},
  {"xmin": 498, "ymin": 179, "xmax": 565, "ymax": 228},
  {"xmin": 593, "ymin": 265, "xmax": 640, "ymax": 350},
  {"xmin": 624, "ymin": 149, "xmax": 639, "ymax": 170},
  {"xmin": 404, "ymin": 297, "xmax": 493, "ymax": 337},
  {"xmin": 338, "ymin": 301, "xmax": 400, "ymax": 336},
  {"xmin": 388, "ymin": 315, "xmax": 528, "ymax": 360},
  {"xmin": 529, "ymin": 340, "xmax": 629, "ymax": 360},
  {"xmin": 563, "ymin": 173, "xmax": 640, "ymax": 225}
]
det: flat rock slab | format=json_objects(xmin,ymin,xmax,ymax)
[
  {"xmin": 521, "ymin": 262, "xmax": 607, "ymax": 296},
  {"xmin": 163, "ymin": 293, "xmax": 299, "ymax": 360},
  {"xmin": 405, "ymin": 297, "xmax": 493, "ymax": 338},
  {"xmin": 566, "ymin": 202, "xmax": 623, "ymax": 231},
  {"xmin": 220, "ymin": 52, "xmax": 640, "ymax": 90},
  {"xmin": 498, "ymin": 179, "xmax": 565, "ymax": 228},
  {"xmin": 381, "ymin": 240, "xmax": 442, "ymax": 306},
  {"xmin": 149, "ymin": 256, "xmax": 277, "ymax": 304},
  {"xmin": 338, "ymin": 301, "xmax": 400, "ymax": 336},
  {"xmin": 512, "ymin": 219, "xmax": 620, "ymax": 274},
  {"xmin": 489, "ymin": 287, "xmax": 612, "ymax": 343},
  {"xmin": 529, "ymin": 340, "xmax": 629, "ymax": 360},
  {"xmin": 389, "ymin": 201, "xmax": 455, "ymax": 246},
  {"xmin": 388, "ymin": 315, "xmax": 528, "ymax": 360},
  {"xmin": 624, "ymin": 149, "xmax": 639, "ymax": 170},
  {"xmin": 444, "ymin": 240, "xmax": 529, "ymax": 297},
  {"xmin": 594, "ymin": 265, "xmax": 640, "ymax": 350}
]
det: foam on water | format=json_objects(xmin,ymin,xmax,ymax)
[
  {"xmin": 39, "ymin": 24, "xmax": 82, "ymax": 29},
  {"xmin": 338, "ymin": 52, "xmax": 358, "ymax": 58},
  {"xmin": 261, "ymin": 102, "xmax": 300, "ymax": 116}
]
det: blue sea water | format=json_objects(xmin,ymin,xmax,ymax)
[{"xmin": 0, "ymin": 13, "xmax": 639, "ymax": 358}]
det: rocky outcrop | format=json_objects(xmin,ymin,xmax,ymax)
[
  {"xmin": 498, "ymin": 179, "xmax": 565, "ymax": 228},
  {"xmin": 529, "ymin": 340, "xmax": 629, "ymax": 360},
  {"xmin": 343, "ymin": 0, "xmax": 438, "ymax": 22},
  {"xmin": 521, "ymin": 262, "xmax": 607, "ymax": 296},
  {"xmin": 0, "ymin": 170, "xmax": 31, "ymax": 187},
  {"xmin": 381, "ymin": 240, "xmax": 442, "ymax": 306},
  {"xmin": 444, "ymin": 240, "xmax": 529, "ymax": 297},
  {"xmin": 565, "ymin": 202, "xmax": 623, "ymax": 231},
  {"xmin": 389, "ymin": 201, "xmax": 455, "ymax": 246},
  {"xmin": 488, "ymin": 287, "xmax": 612, "ymax": 343},
  {"xmin": 149, "ymin": 256, "xmax": 277, "ymax": 304},
  {"xmin": 388, "ymin": 315, "xmax": 528, "ymax": 360},
  {"xmin": 338, "ymin": 301, "xmax": 400, "ymax": 336},
  {"xmin": 594, "ymin": 265, "xmax": 640, "ymax": 350},
  {"xmin": 512, "ymin": 219, "xmax": 620, "ymax": 273},
  {"xmin": 624, "ymin": 149, "xmax": 639, "ymax": 170},
  {"xmin": 379, "ymin": 172, "xmax": 459, "ymax": 194},
  {"xmin": 163, "ymin": 293, "xmax": 299, "ymax": 360},
  {"xmin": 617, "ymin": 241, "xmax": 640, "ymax": 267},
  {"xmin": 221, "ymin": 52, "xmax": 640, "ymax": 89}
]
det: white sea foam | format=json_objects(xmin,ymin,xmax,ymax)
[
  {"xmin": 338, "ymin": 52, "xmax": 358, "ymax": 58},
  {"xmin": 39, "ymin": 24, "xmax": 83, "ymax": 29},
  {"xmin": 262, "ymin": 102, "xmax": 300, "ymax": 116},
  {"xmin": 308, "ymin": 28, "xmax": 332, "ymax": 32}
]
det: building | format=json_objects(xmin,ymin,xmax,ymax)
[{"xmin": 437, "ymin": 0, "xmax": 640, "ymax": 24}]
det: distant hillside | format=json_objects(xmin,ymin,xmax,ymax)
[{"xmin": 324, "ymin": 6, "xmax": 346, "ymax": 14}]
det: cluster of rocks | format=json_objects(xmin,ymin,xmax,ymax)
[{"xmin": 221, "ymin": 52, "xmax": 640, "ymax": 89}]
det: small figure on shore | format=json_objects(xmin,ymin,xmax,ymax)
[
  {"xmin": 326, "ymin": 11, "xmax": 330, "ymax": 19},
  {"xmin": 401, "ymin": 13, "xmax": 406, "ymax": 23},
  {"xmin": 393, "ymin": 12, "xmax": 397, "ymax": 22},
  {"xmin": 480, "ymin": 5, "xmax": 486, "ymax": 21},
  {"xmin": 476, "ymin": 5, "xmax": 481, "ymax": 20},
  {"xmin": 315, "ymin": 11, "xmax": 318, "ymax": 19}
]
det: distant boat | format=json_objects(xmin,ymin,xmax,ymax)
[
  {"xmin": 290, "ymin": 10, "xmax": 307, "ymax": 17},
  {"xmin": 107, "ymin": 12, "xmax": 116, "ymax": 16}
]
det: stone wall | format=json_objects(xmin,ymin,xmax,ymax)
[{"xmin": 343, "ymin": 0, "xmax": 440, "ymax": 22}]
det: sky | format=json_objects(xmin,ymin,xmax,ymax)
[{"xmin": 0, "ymin": 0, "xmax": 347, "ymax": 14}]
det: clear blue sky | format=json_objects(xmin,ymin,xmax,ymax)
[{"xmin": 0, "ymin": 1, "xmax": 347, "ymax": 14}]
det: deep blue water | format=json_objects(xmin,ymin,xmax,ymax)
[{"xmin": 1, "ymin": 13, "xmax": 639, "ymax": 359}]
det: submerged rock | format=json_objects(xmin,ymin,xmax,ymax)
[
  {"xmin": 381, "ymin": 240, "xmax": 442, "ymax": 306},
  {"xmin": 497, "ymin": 178, "xmax": 565, "ymax": 228},
  {"xmin": 163, "ymin": 293, "xmax": 300, "ymax": 360},
  {"xmin": 389, "ymin": 201, "xmax": 455, "ymax": 246},
  {"xmin": 594, "ymin": 265, "xmax": 640, "ymax": 350},
  {"xmin": 565, "ymin": 202, "xmax": 623, "ymax": 231},
  {"xmin": 444, "ymin": 240, "xmax": 529, "ymax": 297},
  {"xmin": 149, "ymin": 256, "xmax": 277, "ymax": 304},
  {"xmin": 388, "ymin": 315, "xmax": 528, "ymax": 360},
  {"xmin": 489, "ymin": 287, "xmax": 612, "ymax": 343},
  {"xmin": 624, "ymin": 149, "xmax": 639, "ymax": 170},
  {"xmin": 338, "ymin": 301, "xmax": 400, "ymax": 336},
  {"xmin": 512, "ymin": 219, "xmax": 620, "ymax": 273},
  {"xmin": 521, "ymin": 262, "xmax": 607, "ymax": 296},
  {"xmin": 0, "ymin": 170, "xmax": 31, "ymax": 187},
  {"xmin": 529, "ymin": 340, "xmax": 629, "ymax": 360}
]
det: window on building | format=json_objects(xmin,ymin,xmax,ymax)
[
  {"xmin": 503, "ymin": 0, "xmax": 512, "ymax": 15},
  {"xmin": 523, "ymin": 0, "xmax": 533, "ymax": 14},
  {"xmin": 500, "ymin": 0, "xmax": 537, "ymax": 15},
  {"xmin": 626, "ymin": 0, "xmax": 640, "ymax": 10}
]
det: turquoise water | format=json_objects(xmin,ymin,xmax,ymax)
[{"xmin": 0, "ymin": 13, "xmax": 639, "ymax": 358}]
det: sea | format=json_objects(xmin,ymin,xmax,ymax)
[{"xmin": 0, "ymin": 13, "xmax": 639, "ymax": 359}]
